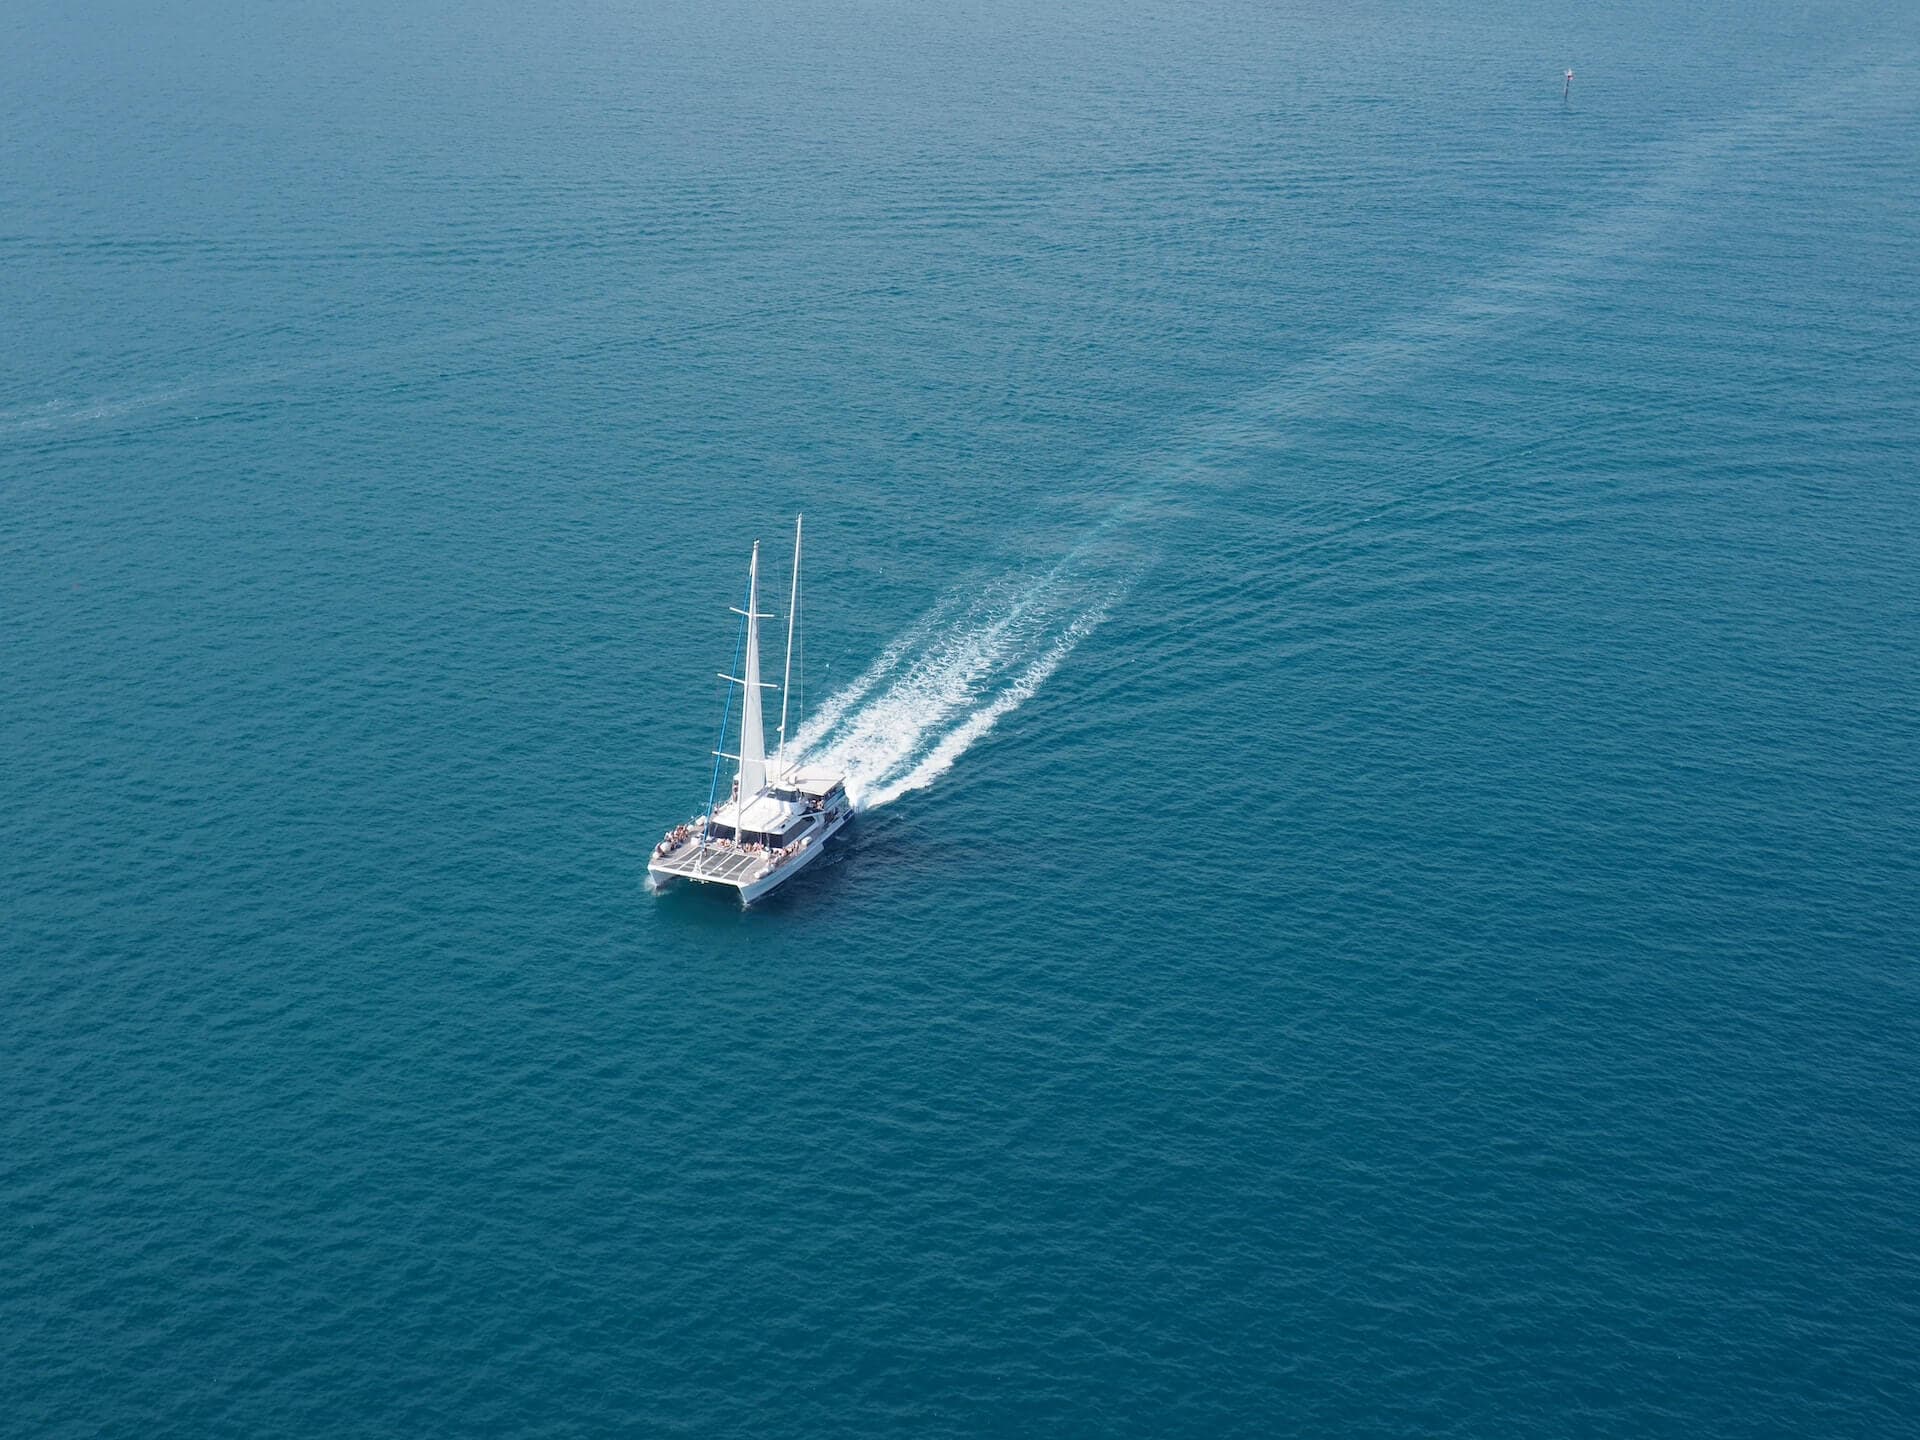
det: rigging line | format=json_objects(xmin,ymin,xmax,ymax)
[{"xmin": 701, "ymin": 567, "xmax": 754, "ymax": 850}]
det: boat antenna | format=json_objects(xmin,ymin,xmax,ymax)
[{"xmin": 776, "ymin": 514, "xmax": 802, "ymax": 771}]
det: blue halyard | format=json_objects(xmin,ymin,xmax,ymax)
[{"xmin": 699, "ymin": 569, "xmax": 754, "ymax": 850}]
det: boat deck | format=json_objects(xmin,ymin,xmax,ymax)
[{"xmin": 650, "ymin": 839, "xmax": 771, "ymax": 889}]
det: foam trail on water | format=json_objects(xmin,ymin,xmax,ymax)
[
  {"xmin": 785, "ymin": 592, "xmax": 965, "ymax": 756},
  {"xmin": 784, "ymin": 70, "xmax": 1898, "ymax": 817},
  {"xmin": 1128, "ymin": 62, "xmax": 1910, "ymax": 502},
  {"xmin": 792, "ymin": 557, "xmax": 1126, "ymax": 812},
  {"xmin": 813, "ymin": 604, "xmax": 1041, "ymax": 806},
  {"xmin": 860, "ymin": 608, "xmax": 1110, "ymax": 810}
]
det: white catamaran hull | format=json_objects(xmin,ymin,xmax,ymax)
[
  {"xmin": 651, "ymin": 516, "xmax": 852, "ymax": 908},
  {"xmin": 648, "ymin": 807, "xmax": 850, "ymax": 906}
]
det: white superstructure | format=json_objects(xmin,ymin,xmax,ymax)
[{"xmin": 648, "ymin": 517, "xmax": 852, "ymax": 904}]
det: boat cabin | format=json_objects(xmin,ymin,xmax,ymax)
[
  {"xmin": 776, "ymin": 766, "xmax": 849, "ymax": 812},
  {"xmin": 705, "ymin": 767, "xmax": 849, "ymax": 847}
]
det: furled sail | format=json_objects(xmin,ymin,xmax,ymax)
[{"xmin": 736, "ymin": 542, "xmax": 769, "ymax": 799}]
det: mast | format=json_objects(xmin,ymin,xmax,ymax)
[
  {"xmin": 733, "ymin": 543, "xmax": 770, "ymax": 802},
  {"xmin": 712, "ymin": 541, "xmax": 774, "ymax": 839},
  {"xmin": 776, "ymin": 515, "xmax": 802, "ymax": 771}
]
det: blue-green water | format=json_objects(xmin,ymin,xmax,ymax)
[{"xmin": 5, "ymin": 2, "xmax": 1919, "ymax": 1434}]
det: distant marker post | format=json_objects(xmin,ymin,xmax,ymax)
[{"xmin": 1564, "ymin": 68, "xmax": 1574, "ymax": 101}]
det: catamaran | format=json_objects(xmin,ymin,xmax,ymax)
[{"xmin": 648, "ymin": 516, "xmax": 852, "ymax": 904}]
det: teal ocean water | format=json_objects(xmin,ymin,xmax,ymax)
[{"xmin": 5, "ymin": 1, "xmax": 1919, "ymax": 1433}]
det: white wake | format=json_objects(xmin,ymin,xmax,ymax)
[
  {"xmin": 789, "ymin": 565, "xmax": 1121, "ymax": 813},
  {"xmin": 724, "ymin": 69, "xmax": 1901, "ymax": 820}
]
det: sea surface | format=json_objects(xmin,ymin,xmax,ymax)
[{"xmin": 5, "ymin": 2, "xmax": 1919, "ymax": 1434}]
